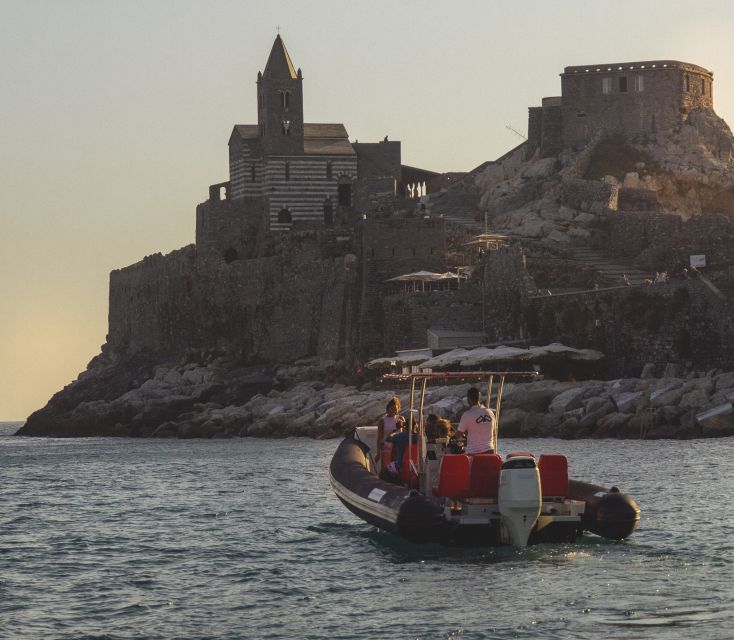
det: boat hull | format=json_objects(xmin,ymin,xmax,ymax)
[{"xmin": 330, "ymin": 434, "xmax": 639, "ymax": 546}]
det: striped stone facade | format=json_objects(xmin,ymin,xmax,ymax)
[{"xmin": 224, "ymin": 36, "xmax": 366, "ymax": 232}]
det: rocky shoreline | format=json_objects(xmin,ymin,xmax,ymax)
[{"xmin": 16, "ymin": 356, "xmax": 734, "ymax": 440}]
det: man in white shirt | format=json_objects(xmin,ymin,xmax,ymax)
[{"xmin": 457, "ymin": 387, "xmax": 496, "ymax": 454}]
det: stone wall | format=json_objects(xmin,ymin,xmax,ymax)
[
  {"xmin": 526, "ymin": 281, "xmax": 734, "ymax": 375},
  {"xmin": 606, "ymin": 210, "xmax": 734, "ymax": 268},
  {"xmin": 195, "ymin": 196, "xmax": 269, "ymax": 265},
  {"xmin": 109, "ymin": 230, "xmax": 360, "ymax": 365},
  {"xmin": 560, "ymin": 60, "xmax": 714, "ymax": 149},
  {"xmin": 561, "ymin": 178, "xmax": 618, "ymax": 212}
]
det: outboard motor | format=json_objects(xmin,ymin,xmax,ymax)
[{"xmin": 498, "ymin": 456, "xmax": 541, "ymax": 547}]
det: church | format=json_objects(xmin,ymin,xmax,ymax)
[{"xmin": 224, "ymin": 35, "xmax": 406, "ymax": 231}]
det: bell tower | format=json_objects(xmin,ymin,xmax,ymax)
[{"xmin": 257, "ymin": 35, "xmax": 304, "ymax": 155}]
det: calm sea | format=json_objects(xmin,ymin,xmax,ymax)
[{"xmin": 1, "ymin": 420, "xmax": 732, "ymax": 639}]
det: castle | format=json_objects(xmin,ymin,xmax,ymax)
[{"xmin": 527, "ymin": 60, "xmax": 715, "ymax": 157}]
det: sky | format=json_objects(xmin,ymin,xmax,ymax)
[{"xmin": 3, "ymin": 0, "xmax": 734, "ymax": 420}]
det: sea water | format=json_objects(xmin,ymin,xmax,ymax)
[{"xmin": 1, "ymin": 421, "xmax": 733, "ymax": 639}]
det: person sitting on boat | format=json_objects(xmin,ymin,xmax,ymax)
[
  {"xmin": 384, "ymin": 427, "xmax": 420, "ymax": 476},
  {"xmin": 456, "ymin": 387, "xmax": 496, "ymax": 454},
  {"xmin": 376, "ymin": 396, "xmax": 405, "ymax": 472},
  {"xmin": 425, "ymin": 413, "xmax": 453, "ymax": 442}
]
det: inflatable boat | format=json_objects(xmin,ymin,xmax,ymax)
[{"xmin": 329, "ymin": 372, "xmax": 640, "ymax": 547}]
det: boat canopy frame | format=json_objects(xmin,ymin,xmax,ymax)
[{"xmin": 381, "ymin": 371, "xmax": 538, "ymax": 480}]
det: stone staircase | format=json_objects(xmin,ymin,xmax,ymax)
[{"xmin": 569, "ymin": 247, "xmax": 653, "ymax": 285}]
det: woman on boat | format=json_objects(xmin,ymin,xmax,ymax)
[{"xmin": 376, "ymin": 396, "xmax": 405, "ymax": 472}]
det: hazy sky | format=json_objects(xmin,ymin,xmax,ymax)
[{"xmin": 3, "ymin": 0, "xmax": 734, "ymax": 420}]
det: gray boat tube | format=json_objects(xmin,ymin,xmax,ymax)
[
  {"xmin": 329, "ymin": 434, "xmax": 448, "ymax": 543},
  {"xmin": 568, "ymin": 479, "xmax": 641, "ymax": 540}
]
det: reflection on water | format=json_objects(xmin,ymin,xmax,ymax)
[{"xmin": 1, "ymin": 425, "xmax": 733, "ymax": 639}]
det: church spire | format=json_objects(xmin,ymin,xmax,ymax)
[
  {"xmin": 257, "ymin": 34, "xmax": 304, "ymax": 154},
  {"xmin": 263, "ymin": 34, "xmax": 297, "ymax": 80}
]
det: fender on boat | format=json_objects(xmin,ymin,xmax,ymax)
[
  {"xmin": 568, "ymin": 479, "xmax": 640, "ymax": 540},
  {"xmin": 329, "ymin": 434, "xmax": 447, "ymax": 543}
]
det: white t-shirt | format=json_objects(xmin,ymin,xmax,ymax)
[{"xmin": 458, "ymin": 404, "xmax": 496, "ymax": 454}]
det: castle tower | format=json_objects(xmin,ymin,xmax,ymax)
[{"xmin": 257, "ymin": 35, "xmax": 304, "ymax": 155}]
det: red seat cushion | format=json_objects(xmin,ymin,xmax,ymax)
[
  {"xmin": 538, "ymin": 454, "xmax": 568, "ymax": 497},
  {"xmin": 433, "ymin": 454, "xmax": 471, "ymax": 498},
  {"xmin": 468, "ymin": 454, "xmax": 502, "ymax": 498}
]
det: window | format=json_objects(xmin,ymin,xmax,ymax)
[
  {"xmin": 326, "ymin": 161, "xmax": 333, "ymax": 180},
  {"xmin": 258, "ymin": 93, "xmax": 264, "ymax": 109},
  {"xmin": 278, "ymin": 208, "xmax": 292, "ymax": 224},
  {"xmin": 635, "ymin": 75, "xmax": 644, "ymax": 92},
  {"xmin": 338, "ymin": 175, "xmax": 351, "ymax": 207},
  {"xmin": 619, "ymin": 76, "xmax": 628, "ymax": 93},
  {"xmin": 281, "ymin": 120, "xmax": 290, "ymax": 136},
  {"xmin": 285, "ymin": 91, "xmax": 290, "ymax": 110},
  {"xmin": 224, "ymin": 248, "xmax": 239, "ymax": 264},
  {"xmin": 685, "ymin": 75, "xmax": 690, "ymax": 92},
  {"xmin": 284, "ymin": 162, "xmax": 290, "ymax": 181},
  {"xmin": 323, "ymin": 199, "xmax": 334, "ymax": 226},
  {"xmin": 701, "ymin": 78, "xmax": 706, "ymax": 94},
  {"xmin": 251, "ymin": 164, "xmax": 256, "ymax": 182},
  {"xmin": 602, "ymin": 77, "xmax": 612, "ymax": 94}
]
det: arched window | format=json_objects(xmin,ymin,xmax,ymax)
[
  {"xmin": 338, "ymin": 175, "xmax": 352, "ymax": 207},
  {"xmin": 323, "ymin": 198, "xmax": 334, "ymax": 226},
  {"xmin": 224, "ymin": 248, "xmax": 239, "ymax": 263},
  {"xmin": 284, "ymin": 162, "xmax": 290, "ymax": 181},
  {"xmin": 326, "ymin": 161, "xmax": 333, "ymax": 180},
  {"xmin": 285, "ymin": 91, "xmax": 290, "ymax": 110},
  {"xmin": 278, "ymin": 208, "xmax": 292, "ymax": 224},
  {"xmin": 281, "ymin": 120, "xmax": 290, "ymax": 136}
]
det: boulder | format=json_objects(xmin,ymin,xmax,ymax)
[
  {"xmin": 593, "ymin": 412, "xmax": 632, "ymax": 438},
  {"xmin": 549, "ymin": 387, "xmax": 586, "ymax": 415}
]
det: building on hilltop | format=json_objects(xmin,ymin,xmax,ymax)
[
  {"xmin": 197, "ymin": 34, "xmax": 453, "ymax": 265},
  {"xmin": 528, "ymin": 60, "xmax": 715, "ymax": 157}
]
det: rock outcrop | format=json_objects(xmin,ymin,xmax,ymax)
[{"xmin": 18, "ymin": 359, "xmax": 734, "ymax": 439}]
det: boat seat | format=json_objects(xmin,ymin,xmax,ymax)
[
  {"xmin": 433, "ymin": 454, "xmax": 471, "ymax": 498},
  {"xmin": 506, "ymin": 452, "xmax": 535, "ymax": 459},
  {"xmin": 538, "ymin": 454, "xmax": 568, "ymax": 499},
  {"xmin": 468, "ymin": 453, "xmax": 502, "ymax": 498}
]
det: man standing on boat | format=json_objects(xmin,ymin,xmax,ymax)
[{"xmin": 457, "ymin": 387, "xmax": 496, "ymax": 454}]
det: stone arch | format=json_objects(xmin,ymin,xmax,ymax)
[{"xmin": 278, "ymin": 208, "xmax": 292, "ymax": 224}]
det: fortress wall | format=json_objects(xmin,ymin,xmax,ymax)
[
  {"xmin": 195, "ymin": 196, "xmax": 268, "ymax": 264},
  {"xmin": 382, "ymin": 290, "xmax": 482, "ymax": 352},
  {"xmin": 378, "ymin": 245, "xmax": 531, "ymax": 353},
  {"xmin": 360, "ymin": 218, "xmax": 446, "ymax": 280},
  {"xmin": 527, "ymin": 282, "xmax": 734, "ymax": 375},
  {"xmin": 561, "ymin": 178, "xmax": 618, "ymax": 211},
  {"xmin": 109, "ymin": 246, "xmax": 199, "ymax": 356},
  {"xmin": 606, "ymin": 211, "xmax": 734, "ymax": 267},
  {"xmin": 560, "ymin": 61, "xmax": 714, "ymax": 149},
  {"xmin": 108, "ymin": 232, "xmax": 360, "ymax": 365}
]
